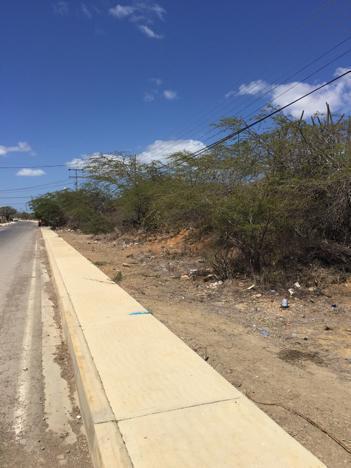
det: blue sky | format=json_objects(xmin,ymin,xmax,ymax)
[{"xmin": 1, "ymin": 0, "xmax": 351, "ymax": 210}]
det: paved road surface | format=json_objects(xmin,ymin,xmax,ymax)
[{"xmin": 0, "ymin": 222, "xmax": 91, "ymax": 467}]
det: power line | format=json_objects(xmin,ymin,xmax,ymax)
[
  {"xmin": 177, "ymin": 33, "xmax": 351, "ymax": 146},
  {"xmin": 0, "ymin": 164, "xmax": 66, "ymax": 169},
  {"xmin": 191, "ymin": 69, "xmax": 351, "ymax": 157},
  {"xmin": 200, "ymin": 44, "xmax": 351, "ymax": 145},
  {"xmin": 0, "ymin": 180, "xmax": 70, "ymax": 192},
  {"xmin": 144, "ymin": 0, "xmax": 336, "ymax": 153}
]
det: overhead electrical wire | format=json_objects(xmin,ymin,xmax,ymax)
[
  {"xmin": 200, "ymin": 44, "xmax": 351, "ymax": 145},
  {"xmin": 190, "ymin": 69, "xmax": 351, "ymax": 158},
  {"xmin": 138, "ymin": 35, "xmax": 351, "ymax": 163},
  {"xmin": 146, "ymin": 0, "xmax": 336, "ymax": 151},
  {"xmin": 0, "ymin": 179, "xmax": 71, "ymax": 192}
]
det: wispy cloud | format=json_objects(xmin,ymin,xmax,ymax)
[
  {"xmin": 236, "ymin": 67, "xmax": 351, "ymax": 118},
  {"xmin": 144, "ymin": 79, "xmax": 178, "ymax": 103},
  {"xmin": 163, "ymin": 89, "xmax": 177, "ymax": 100},
  {"xmin": 138, "ymin": 24, "xmax": 162, "ymax": 39},
  {"xmin": 16, "ymin": 168, "xmax": 45, "ymax": 177},
  {"xmin": 0, "ymin": 142, "xmax": 32, "ymax": 157},
  {"xmin": 109, "ymin": 4, "xmax": 135, "ymax": 18},
  {"xmin": 139, "ymin": 139, "xmax": 205, "ymax": 163},
  {"xmin": 109, "ymin": 2, "xmax": 166, "ymax": 39},
  {"xmin": 151, "ymin": 77, "xmax": 162, "ymax": 86},
  {"xmin": 53, "ymin": 1, "xmax": 69, "ymax": 16},
  {"xmin": 81, "ymin": 3, "xmax": 93, "ymax": 18},
  {"xmin": 144, "ymin": 92, "xmax": 155, "ymax": 102}
]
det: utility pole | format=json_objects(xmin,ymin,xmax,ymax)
[{"xmin": 68, "ymin": 168, "xmax": 80, "ymax": 190}]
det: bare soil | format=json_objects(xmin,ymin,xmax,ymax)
[{"xmin": 60, "ymin": 229, "xmax": 351, "ymax": 467}]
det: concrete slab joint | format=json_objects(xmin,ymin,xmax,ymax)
[{"xmin": 42, "ymin": 228, "xmax": 326, "ymax": 468}]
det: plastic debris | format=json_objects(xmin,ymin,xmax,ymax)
[
  {"xmin": 281, "ymin": 298, "xmax": 289, "ymax": 308},
  {"xmin": 247, "ymin": 284, "xmax": 255, "ymax": 290},
  {"xmin": 294, "ymin": 282, "xmax": 301, "ymax": 288},
  {"xmin": 258, "ymin": 327, "xmax": 270, "ymax": 337},
  {"xmin": 288, "ymin": 288, "xmax": 294, "ymax": 296},
  {"xmin": 208, "ymin": 281, "xmax": 223, "ymax": 289}
]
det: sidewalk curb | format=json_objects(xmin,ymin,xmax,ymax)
[
  {"xmin": 42, "ymin": 228, "xmax": 325, "ymax": 468},
  {"xmin": 43, "ymin": 230, "xmax": 133, "ymax": 468}
]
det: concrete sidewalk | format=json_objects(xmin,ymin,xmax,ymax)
[{"xmin": 42, "ymin": 228, "xmax": 325, "ymax": 468}]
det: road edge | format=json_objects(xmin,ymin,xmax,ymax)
[{"xmin": 42, "ymin": 229, "xmax": 133, "ymax": 468}]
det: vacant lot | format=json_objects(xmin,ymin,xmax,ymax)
[{"xmin": 60, "ymin": 229, "xmax": 351, "ymax": 467}]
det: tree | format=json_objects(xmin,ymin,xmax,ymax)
[{"xmin": 0, "ymin": 206, "xmax": 17, "ymax": 222}]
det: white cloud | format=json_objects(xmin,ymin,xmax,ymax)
[
  {"xmin": 53, "ymin": 1, "xmax": 69, "ymax": 16},
  {"xmin": 144, "ymin": 92, "xmax": 155, "ymax": 102},
  {"xmin": 0, "ymin": 141, "xmax": 32, "ymax": 156},
  {"xmin": 238, "ymin": 80, "xmax": 268, "ymax": 96},
  {"xmin": 81, "ymin": 3, "xmax": 92, "ymax": 18},
  {"xmin": 150, "ymin": 4, "xmax": 166, "ymax": 20},
  {"xmin": 109, "ymin": 3, "xmax": 165, "ymax": 39},
  {"xmin": 66, "ymin": 152, "xmax": 123, "ymax": 169},
  {"xmin": 163, "ymin": 89, "xmax": 177, "ymax": 100},
  {"xmin": 151, "ymin": 77, "xmax": 162, "ymax": 86},
  {"xmin": 139, "ymin": 24, "xmax": 162, "ymax": 39},
  {"xmin": 237, "ymin": 66, "xmax": 351, "ymax": 118},
  {"xmin": 109, "ymin": 4, "xmax": 135, "ymax": 18},
  {"xmin": 16, "ymin": 168, "xmax": 46, "ymax": 177},
  {"xmin": 139, "ymin": 139, "xmax": 205, "ymax": 163}
]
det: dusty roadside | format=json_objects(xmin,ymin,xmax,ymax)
[
  {"xmin": 0, "ymin": 226, "xmax": 91, "ymax": 468},
  {"xmin": 60, "ymin": 229, "xmax": 351, "ymax": 467}
]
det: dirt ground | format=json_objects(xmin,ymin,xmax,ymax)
[{"xmin": 60, "ymin": 229, "xmax": 351, "ymax": 467}]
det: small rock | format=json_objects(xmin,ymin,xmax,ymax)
[
  {"xmin": 41, "ymin": 447, "xmax": 45, "ymax": 451},
  {"xmin": 22, "ymin": 367, "xmax": 28, "ymax": 372},
  {"xmin": 76, "ymin": 415, "xmax": 81, "ymax": 420},
  {"xmin": 122, "ymin": 263, "xmax": 131, "ymax": 268},
  {"xmin": 303, "ymin": 336, "xmax": 308, "ymax": 341},
  {"xmin": 253, "ymin": 293, "xmax": 262, "ymax": 298},
  {"xmin": 324, "ymin": 325, "xmax": 332, "ymax": 331}
]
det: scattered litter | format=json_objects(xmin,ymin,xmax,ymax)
[
  {"xmin": 76, "ymin": 415, "xmax": 81, "ymax": 420},
  {"xmin": 253, "ymin": 293, "xmax": 262, "ymax": 298},
  {"xmin": 281, "ymin": 298, "xmax": 289, "ymax": 308},
  {"xmin": 207, "ymin": 281, "xmax": 223, "ymax": 289},
  {"xmin": 294, "ymin": 282, "xmax": 301, "ymax": 288},
  {"xmin": 204, "ymin": 273, "xmax": 215, "ymax": 282},
  {"xmin": 247, "ymin": 284, "xmax": 255, "ymax": 290},
  {"xmin": 128, "ymin": 311, "xmax": 151, "ymax": 316},
  {"xmin": 308, "ymin": 287, "xmax": 316, "ymax": 292},
  {"xmin": 258, "ymin": 327, "xmax": 270, "ymax": 337},
  {"xmin": 331, "ymin": 304, "xmax": 337, "ymax": 310},
  {"xmin": 288, "ymin": 288, "xmax": 294, "ymax": 296},
  {"xmin": 180, "ymin": 274, "xmax": 190, "ymax": 280}
]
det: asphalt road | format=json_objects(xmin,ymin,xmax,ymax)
[{"xmin": 0, "ymin": 222, "xmax": 91, "ymax": 467}]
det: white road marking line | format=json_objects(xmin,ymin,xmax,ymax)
[{"xmin": 13, "ymin": 240, "xmax": 38, "ymax": 438}]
